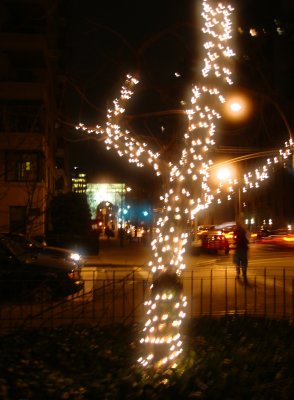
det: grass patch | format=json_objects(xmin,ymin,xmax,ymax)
[{"xmin": 0, "ymin": 316, "xmax": 293, "ymax": 399}]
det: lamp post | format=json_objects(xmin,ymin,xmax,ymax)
[
  {"xmin": 216, "ymin": 93, "xmax": 251, "ymax": 221},
  {"xmin": 237, "ymin": 186, "xmax": 241, "ymax": 219},
  {"xmin": 239, "ymin": 87, "xmax": 292, "ymax": 141},
  {"xmin": 223, "ymin": 88, "xmax": 293, "ymax": 220},
  {"xmin": 118, "ymin": 184, "xmax": 132, "ymax": 247},
  {"xmin": 223, "ymin": 93, "xmax": 251, "ymax": 120},
  {"xmin": 224, "ymin": 89, "xmax": 292, "ymax": 144},
  {"xmin": 216, "ymin": 166, "xmax": 242, "ymax": 222}
]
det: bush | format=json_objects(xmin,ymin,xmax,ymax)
[
  {"xmin": 49, "ymin": 192, "xmax": 92, "ymax": 236},
  {"xmin": 0, "ymin": 316, "xmax": 293, "ymax": 399}
]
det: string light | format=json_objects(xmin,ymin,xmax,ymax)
[
  {"xmin": 75, "ymin": 1, "xmax": 293, "ymax": 370},
  {"xmin": 207, "ymin": 139, "xmax": 293, "ymax": 207},
  {"xmin": 138, "ymin": 0, "xmax": 236, "ymax": 369}
]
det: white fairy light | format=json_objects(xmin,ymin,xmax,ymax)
[{"xmin": 74, "ymin": 0, "xmax": 294, "ymax": 371}]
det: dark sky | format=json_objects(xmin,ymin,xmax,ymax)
[{"xmin": 59, "ymin": 0, "xmax": 294, "ymax": 186}]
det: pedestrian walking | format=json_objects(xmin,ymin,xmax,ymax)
[
  {"xmin": 105, "ymin": 226, "xmax": 111, "ymax": 240},
  {"xmin": 233, "ymin": 221, "xmax": 249, "ymax": 280}
]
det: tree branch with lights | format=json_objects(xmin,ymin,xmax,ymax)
[{"xmin": 76, "ymin": 0, "xmax": 293, "ymax": 373}]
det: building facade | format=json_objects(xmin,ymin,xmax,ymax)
[
  {"xmin": 0, "ymin": 0, "xmax": 68, "ymax": 236},
  {"xmin": 72, "ymin": 168, "xmax": 87, "ymax": 194}
]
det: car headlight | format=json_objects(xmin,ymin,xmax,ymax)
[{"xmin": 70, "ymin": 252, "xmax": 81, "ymax": 262}]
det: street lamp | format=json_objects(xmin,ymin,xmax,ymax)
[
  {"xmin": 120, "ymin": 185, "xmax": 131, "ymax": 225},
  {"xmin": 215, "ymin": 92, "xmax": 252, "ymax": 221},
  {"xmin": 224, "ymin": 88, "xmax": 292, "ymax": 142},
  {"xmin": 222, "ymin": 92, "xmax": 252, "ymax": 122},
  {"xmin": 220, "ymin": 88, "xmax": 293, "ymax": 225},
  {"xmin": 118, "ymin": 184, "xmax": 132, "ymax": 246}
]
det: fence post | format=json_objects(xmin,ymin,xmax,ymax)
[
  {"xmin": 91, "ymin": 270, "xmax": 96, "ymax": 320},
  {"xmin": 273, "ymin": 276, "xmax": 276, "ymax": 316},
  {"xmin": 292, "ymin": 278, "xmax": 294, "ymax": 318},
  {"xmin": 209, "ymin": 269, "xmax": 213, "ymax": 316},
  {"xmin": 132, "ymin": 270, "xmax": 135, "ymax": 323},
  {"xmin": 264, "ymin": 268, "xmax": 267, "ymax": 317},
  {"xmin": 244, "ymin": 278, "xmax": 247, "ymax": 315},
  {"xmin": 112, "ymin": 270, "xmax": 115, "ymax": 324},
  {"xmin": 225, "ymin": 268, "xmax": 228, "ymax": 315},
  {"xmin": 102, "ymin": 280, "xmax": 106, "ymax": 321},
  {"xmin": 122, "ymin": 279, "xmax": 126, "ymax": 320},
  {"xmin": 200, "ymin": 278, "xmax": 203, "ymax": 315},
  {"xmin": 254, "ymin": 276, "xmax": 257, "ymax": 314},
  {"xmin": 234, "ymin": 276, "xmax": 238, "ymax": 314},
  {"xmin": 283, "ymin": 268, "xmax": 286, "ymax": 318},
  {"xmin": 190, "ymin": 270, "xmax": 194, "ymax": 318}
]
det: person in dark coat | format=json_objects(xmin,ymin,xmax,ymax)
[
  {"xmin": 105, "ymin": 226, "xmax": 112, "ymax": 240},
  {"xmin": 233, "ymin": 222, "xmax": 249, "ymax": 279}
]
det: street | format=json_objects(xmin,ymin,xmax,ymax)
[
  {"xmin": 81, "ymin": 239, "xmax": 294, "ymax": 319},
  {"xmin": 1, "ymin": 239, "xmax": 293, "ymax": 335},
  {"xmin": 82, "ymin": 239, "xmax": 294, "ymax": 295},
  {"xmin": 84, "ymin": 238, "xmax": 294, "ymax": 272}
]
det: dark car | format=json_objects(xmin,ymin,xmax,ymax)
[
  {"xmin": 0, "ymin": 235, "xmax": 84, "ymax": 302},
  {"xmin": 1, "ymin": 233, "xmax": 85, "ymax": 268}
]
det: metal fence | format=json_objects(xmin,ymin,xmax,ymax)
[{"xmin": 1, "ymin": 266, "xmax": 293, "ymax": 335}]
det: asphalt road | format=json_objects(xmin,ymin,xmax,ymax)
[
  {"xmin": 1, "ymin": 238, "xmax": 293, "ymax": 334},
  {"xmin": 81, "ymin": 238, "xmax": 294, "ymax": 320},
  {"xmin": 85, "ymin": 237, "xmax": 294, "ymax": 270}
]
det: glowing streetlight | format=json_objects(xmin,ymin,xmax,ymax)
[
  {"xmin": 217, "ymin": 167, "xmax": 232, "ymax": 182},
  {"xmin": 230, "ymin": 102, "xmax": 242, "ymax": 113},
  {"xmin": 222, "ymin": 92, "xmax": 251, "ymax": 122},
  {"xmin": 224, "ymin": 88, "xmax": 292, "ymax": 142}
]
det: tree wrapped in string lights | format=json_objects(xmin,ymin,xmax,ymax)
[
  {"xmin": 137, "ymin": 0, "xmax": 236, "ymax": 370},
  {"xmin": 76, "ymin": 0, "xmax": 293, "ymax": 371}
]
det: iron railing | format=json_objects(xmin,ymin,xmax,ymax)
[{"xmin": 0, "ymin": 266, "xmax": 293, "ymax": 335}]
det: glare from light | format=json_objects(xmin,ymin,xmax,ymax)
[
  {"xmin": 70, "ymin": 253, "xmax": 81, "ymax": 262},
  {"xmin": 230, "ymin": 102, "xmax": 242, "ymax": 112},
  {"xmin": 217, "ymin": 167, "xmax": 232, "ymax": 182},
  {"xmin": 249, "ymin": 28, "xmax": 258, "ymax": 37},
  {"xmin": 223, "ymin": 93, "xmax": 251, "ymax": 121}
]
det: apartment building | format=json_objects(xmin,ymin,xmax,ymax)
[
  {"xmin": 72, "ymin": 168, "xmax": 87, "ymax": 194},
  {"xmin": 0, "ymin": 0, "xmax": 68, "ymax": 236}
]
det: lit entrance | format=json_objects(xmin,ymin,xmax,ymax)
[{"xmin": 86, "ymin": 183, "xmax": 127, "ymax": 233}]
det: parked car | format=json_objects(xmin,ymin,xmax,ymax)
[
  {"xmin": 191, "ymin": 229, "xmax": 230, "ymax": 254},
  {"xmin": 0, "ymin": 234, "xmax": 84, "ymax": 302},
  {"xmin": 1, "ymin": 233, "xmax": 85, "ymax": 268},
  {"xmin": 221, "ymin": 228, "xmax": 236, "ymax": 249},
  {"xmin": 201, "ymin": 231, "xmax": 230, "ymax": 254}
]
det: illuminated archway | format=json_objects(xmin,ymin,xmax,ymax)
[
  {"xmin": 96, "ymin": 200, "xmax": 117, "ymax": 232},
  {"xmin": 86, "ymin": 183, "xmax": 125, "ymax": 218}
]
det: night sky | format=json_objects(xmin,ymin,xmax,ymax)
[{"xmin": 59, "ymin": 0, "xmax": 294, "ymax": 189}]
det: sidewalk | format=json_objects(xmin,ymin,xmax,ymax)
[{"xmin": 85, "ymin": 237, "xmax": 152, "ymax": 266}]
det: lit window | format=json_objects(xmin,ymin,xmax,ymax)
[{"xmin": 5, "ymin": 152, "xmax": 42, "ymax": 182}]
